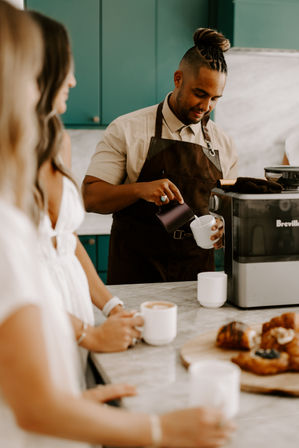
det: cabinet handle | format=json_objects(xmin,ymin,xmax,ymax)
[
  {"xmin": 88, "ymin": 238, "xmax": 96, "ymax": 245},
  {"xmin": 92, "ymin": 116, "xmax": 100, "ymax": 123}
]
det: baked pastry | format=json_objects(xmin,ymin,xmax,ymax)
[
  {"xmin": 284, "ymin": 333, "xmax": 299, "ymax": 371},
  {"xmin": 231, "ymin": 349, "xmax": 289, "ymax": 375},
  {"xmin": 261, "ymin": 327, "xmax": 295, "ymax": 351},
  {"xmin": 216, "ymin": 321, "xmax": 257, "ymax": 350},
  {"xmin": 262, "ymin": 312, "xmax": 299, "ymax": 334}
]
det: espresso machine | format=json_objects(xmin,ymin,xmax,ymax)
[{"xmin": 209, "ymin": 167, "xmax": 299, "ymax": 308}]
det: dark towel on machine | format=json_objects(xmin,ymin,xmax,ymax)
[{"xmin": 217, "ymin": 177, "xmax": 283, "ymax": 194}]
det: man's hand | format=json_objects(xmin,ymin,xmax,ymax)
[
  {"xmin": 137, "ymin": 178, "xmax": 184, "ymax": 206},
  {"xmin": 211, "ymin": 217, "xmax": 224, "ymax": 249}
]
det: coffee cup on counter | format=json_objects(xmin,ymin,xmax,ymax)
[
  {"xmin": 188, "ymin": 360, "xmax": 241, "ymax": 418},
  {"xmin": 137, "ymin": 301, "xmax": 177, "ymax": 346},
  {"xmin": 190, "ymin": 214, "xmax": 220, "ymax": 249},
  {"xmin": 197, "ymin": 271, "xmax": 227, "ymax": 308}
]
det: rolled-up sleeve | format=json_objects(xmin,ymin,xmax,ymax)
[{"xmin": 86, "ymin": 119, "xmax": 127, "ymax": 185}]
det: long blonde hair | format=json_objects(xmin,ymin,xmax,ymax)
[{"xmin": 0, "ymin": 0, "xmax": 42, "ymax": 215}]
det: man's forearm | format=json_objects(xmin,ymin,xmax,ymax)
[{"xmin": 82, "ymin": 176, "xmax": 141, "ymax": 214}]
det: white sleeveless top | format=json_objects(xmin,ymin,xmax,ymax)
[
  {"xmin": 38, "ymin": 176, "xmax": 95, "ymax": 384},
  {"xmin": 0, "ymin": 199, "xmax": 89, "ymax": 448}
]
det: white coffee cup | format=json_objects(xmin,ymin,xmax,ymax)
[
  {"xmin": 197, "ymin": 271, "xmax": 227, "ymax": 308},
  {"xmin": 189, "ymin": 360, "xmax": 240, "ymax": 418},
  {"xmin": 138, "ymin": 301, "xmax": 177, "ymax": 346},
  {"xmin": 190, "ymin": 214, "xmax": 220, "ymax": 249}
]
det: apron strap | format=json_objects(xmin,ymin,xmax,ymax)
[
  {"xmin": 155, "ymin": 102, "xmax": 164, "ymax": 139},
  {"xmin": 201, "ymin": 114, "xmax": 216, "ymax": 156}
]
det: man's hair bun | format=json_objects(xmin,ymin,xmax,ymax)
[{"xmin": 193, "ymin": 28, "xmax": 230, "ymax": 52}]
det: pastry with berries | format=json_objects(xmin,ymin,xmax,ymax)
[{"xmin": 231, "ymin": 349, "xmax": 289, "ymax": 375}]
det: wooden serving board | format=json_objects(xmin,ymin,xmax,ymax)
[{"xmin": 180, "ymin": 328, "xmax": 299, "ymax": 396}]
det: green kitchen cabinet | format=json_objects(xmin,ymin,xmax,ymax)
[
  {"xmin": 96, "ymin": 235, "xmax": 110, "ymax": 281},
  {"xmin": 214, "ymin": 0, "xmax": 299, "ymax": 50},
  {"xmin": 101, "ymin": 0, "xmax": 156, "ymax": 124},
  {"xmin": 26, "ymin": 0, "xmax": 211, "ymax": 126},
  {"xmin": 79, "ymin": 235, "xmax": 110, "ymax": 284},
  {"xmin": 156, "ymin": 0, "xmax": 210, "ymax": 101},
  {"xmin": 102, "ymin": 0, "xmax": 211, "ymax": 121},
  {"xmin": 26, "ymin": 0, "xmax": 100, "ymax": 127},
  {"xmin": 79, "ymin": 235, "xmax": 97, "ymax": 268}
]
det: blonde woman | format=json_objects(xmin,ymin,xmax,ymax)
[{"xmin": 0, "ymin": 2, "xmax": 235, "ymax": 446}]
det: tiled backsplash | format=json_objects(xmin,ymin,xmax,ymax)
[
  {"xmin": 214, "ymin": 48, "xmax": 299, "ymax": 178},
  {"xmin": 70, "ymin": 129, "xmax": 105, "ymax": 185}
]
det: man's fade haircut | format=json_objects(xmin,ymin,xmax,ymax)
[{"xmin": 180, "ymin": 28, "xmax": 230, "ymax": 75}]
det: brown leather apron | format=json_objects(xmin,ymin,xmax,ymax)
[{"xmin": 107, "ymin": 102, "xmax": 223, "ymax": 284}]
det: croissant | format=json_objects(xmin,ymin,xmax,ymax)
[
  {"xmin": 262, "ymin": 312, "xmax": 299, "ymax": 334},
  {"xmin": 216, "ymin": 321, "xmax": 257, "ymax": 350},
  {"xmin": 284, "ymin": 333, "xmax": 299, "ymax": 371},
  {"xmin": 261, "ymin": 327, "xmax": 295, "ymax": 351},
  {"xmin": 231, "ymin": 349, "xmax": 289, "ymax": 375}
]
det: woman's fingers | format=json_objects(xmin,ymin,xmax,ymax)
[{"xmin": 83, "ymin": 384, "xmax": 137, "ymax": 403}]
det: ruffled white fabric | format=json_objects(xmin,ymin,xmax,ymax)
[
  {"xmin": 38, "ymin": 176, "xmax": 95, "ymax": 386},
  {"xmin": 0, "ymin": 199, "xmax": 88, "ymax": 448}
]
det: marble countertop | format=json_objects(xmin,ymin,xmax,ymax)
[
  {"xmin": 76, "ymin": 212, "xmax": 112, "ymax": 235},
  {"xmin": 92, "ymin": 281, "xmax": 299, "ymax": 448}
]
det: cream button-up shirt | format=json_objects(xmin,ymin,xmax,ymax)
[{"xmin": 86, "ymin": 94, "xmax": 238, "ymax": 185}]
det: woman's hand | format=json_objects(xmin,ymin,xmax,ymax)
[
  {"xmin": 82, "ymin": 383, "xmax": 137, "ymax": 403},
  {"xmin": 137, "ymin": 178, "xmax": 184, "ymax": 206},
  {"xmin": 88, "ymin": 311, "xmax": 144, "ymax": 352},
  {"xmin": 161, "ymin": 407, "xmax": 236, "ymax": 447},
  {"xmin": 211, "ymin": 217, "xmax": 224, "ymax": 250},
  {"xmin": 109, "ymin": 304, "xmax": 125, "ymax": 316}
]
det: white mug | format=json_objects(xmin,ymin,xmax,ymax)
[
  {"xmin": 197, "ymin": 271, "xmax": 227, "ymax": 308},
  {"xmin": 138, "ymin": 301, "xmax": 177, "ymax": 346},
  {"xmin": 190, "ymin": 214, "xmax": 220, "ymax": 249},
  {"xmin": 189, "ymin": 360, "xmax": 240, "ymax": 418}
]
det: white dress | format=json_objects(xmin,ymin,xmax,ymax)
[
  {"xmin": 0, "ymin": 198, "xmax": 89, "ymax": 448},
  {"xmin": 38, "ymin": 176, "xmax": 95, "ymax": 385}
]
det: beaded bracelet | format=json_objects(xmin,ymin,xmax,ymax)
[
  {"xmin": 102, "ymin": 296, "xmax": 124, "ymax": 317},
  {"xmin": 77, "ymin": 321, "xmax": 88, "ymax": 346}
]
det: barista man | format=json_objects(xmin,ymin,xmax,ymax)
[{"xmin": 82, "ymin": 28, "xmax": 238, "ymax": 284}]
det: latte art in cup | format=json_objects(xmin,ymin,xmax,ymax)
[
  {"xmin": 145, "ymin": 301, "xmax": 174, "ymax": 310},
  {"xmin": 139, "ymin": 300, "xmax": 177, "ymax": 345}
]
